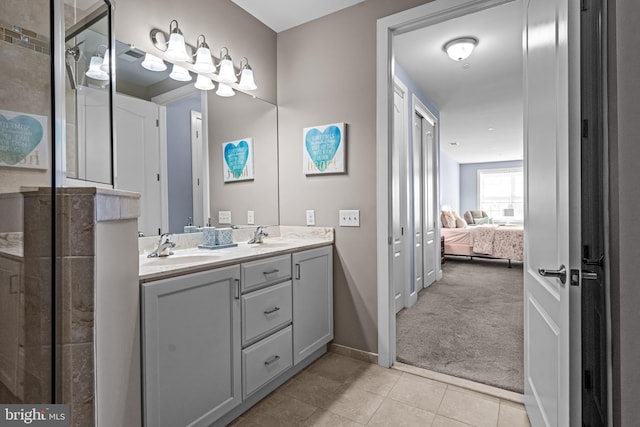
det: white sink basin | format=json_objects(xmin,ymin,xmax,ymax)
[{"xmin": 142, "ymin": 253, "xmax": 220, "ymax": 267}]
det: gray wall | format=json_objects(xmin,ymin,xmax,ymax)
[
  {"xmin": 440, "ymin": 151, "xmax": 460, "ymax": 213},
  {"xmin": 608, "ymin": 0, "xmax": 640, "ymax": 425},
  {"xmin": 277, "ymin": 0, "xmax": 431, "ymax": 353},
  {"xmin": 115, "ymin": 0, "xmax": 277, "ymax": 104}
]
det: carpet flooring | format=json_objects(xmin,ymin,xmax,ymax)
[{"xmin": 396, "ymin": 257, "xmax": 524, "ymax": 393}]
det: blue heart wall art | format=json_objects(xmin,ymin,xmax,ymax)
[
  {"xmin": 222, "ymin": 138, "xmax": 254, "ymax": 182},
  {"xmin": 0, "ymin": 110, "xmax": 49, "ymax": 170},
  {"xmin": 303, "ymin": 123, "xmax": 345, "ymax": 175}
]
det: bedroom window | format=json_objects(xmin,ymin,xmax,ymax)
[{"xmin": 477, "ymin": 167, "xmax": 523, "ymax": 223}]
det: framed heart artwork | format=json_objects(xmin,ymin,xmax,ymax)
[
  {"xmin": 302, "ymin": 122, "xmax": 346, "ymax": 175},
  {"xmin": 222, "ymin": 138, "xmax": 254, "ymax": 182},
  {"xmin": 0, "ymin": 109, "xmax": 49, "ymax": 170}
]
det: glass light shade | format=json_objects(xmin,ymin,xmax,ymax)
[
  {"xmin": 194, "ymin": 47, "xmax": 215, "ymax": 73},
  {"xmin": 238, "ymin": 68, "xmax": 257, "ymax": 90},
  {"xmin": 216, "ymin": 82, "xmax": 235, "ymax": 97},
  {"xmin": 444, "ymin": 38, "xmax": 478, "ymax": 62},
  {"xmin": 169, "ymin": 64, "xmax": 192, "ymax": 82},
  {"xmin": 194, "ymin": 74, "xmax": 215, "ymax": 91},
  {"xmin": 165, "ymin": 32, "xmax": 190, "ymax": 62},
  {"xmin": 141, "ymin": 53, "xmax": 167, "ymax": 72},
  {"xmin": 100, "ymin": 49, "xmax": 110, "ymax": 72},
  {"xmin": 217, "ymin": 58, "xmax": 237, "ymax": 83},
  {"xmin": 86, "ymin": 56, "xmax": 109, "ymax": 80}
]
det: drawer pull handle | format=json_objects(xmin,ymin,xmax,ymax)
[
  {"xmin": 264, "ymin": 355, "xmax": 280, "ymax": 366},
  {"xmin": 263, "ymin": 269, "xmax": 280, "ymax": 276},
  {"xmin": 264, "ymin": 306, "xmax": 280, "ymax": 315}
]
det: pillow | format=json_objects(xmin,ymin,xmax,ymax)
[
  {"xmin": 474, "ymin": 217, "xmax": 491, "ymax": 225},
  {"xmin": 441, "ymin": 211, "xmax": 456, "ymax": 228},
  {"xmin": 453, "ymin": 212, "xmax": 467, "ymax": 228}
]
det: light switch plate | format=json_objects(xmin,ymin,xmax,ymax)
[
  {"xmin": 306, "ymin": 210, "xmax": 315, "ymax": 226},
  {"xmin": 247, "ymin": 210, "xmax": 255, "ymax": 225},
  {"xmin": 218, "ymin": 210, "xmax": 232, "ymax": 224},
  {"xmin": 339, "ymin": 210, "xmax": 360, "ymax": 227}
]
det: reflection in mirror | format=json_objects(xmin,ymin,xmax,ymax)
[
  {"xmin": 111, "ymin": 45, "xmax": 279, "ymax": 237},
  {"xmin": 64, "ymin": 3, "xmax": 113, "ymax": 184}
]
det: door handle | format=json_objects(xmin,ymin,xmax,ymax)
[{"xmin": 538, "ymin": 264, "xmax": 566, "ymax": 285}]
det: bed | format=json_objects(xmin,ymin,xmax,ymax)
[{"xmin": 441, "ymin": 224, "xmax": 524, "ymax": 266}]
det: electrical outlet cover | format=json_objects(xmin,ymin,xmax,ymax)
[{"xmin": 306, "ymin": 210, "xmax": 315, "ymax": 226}]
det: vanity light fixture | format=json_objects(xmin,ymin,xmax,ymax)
[
  {"xmin": 169, "ymin": 64, "xmax": 192, "ymax": 81},
  {"xmin": 217, "ymin": 47, "xmax": 237, "ymax": 84},
  {"xmin": 237, "ymin": 57, "xmax": 257, "ymax": 91},
  {"xmin": 216, "ymin": 82, "xmax": 235, "ymax": 97},
  {"xmin": 443, "ymin": 37, "xmax": 478, "ymax": 62},
  {"xmin": 100, "ymin": 48, "xmax": 110, "ymax": 73},
  {"xmin": 194, "ymin": 74, "xmax": 215, "ymax": 90},
  {"xmin": 86, "ymin": 55, "xmax": 109, "ymax": 80},
  {"xmin": 165, "ymin": 20, "xmax": 190, "ymax": 62},
  {"xmin": 141, "ymin": 53, "xmax": 167, "ymax": 72},
  {"xmin": 193, "ymin": 35, "xmax": 215, "ymax": 73}
]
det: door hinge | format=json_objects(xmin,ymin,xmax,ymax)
[
  {"xmin": 197, "ymin": 178, "xmax": 200, "ymax": 186},
  {"xmin": 582, "ymin": 119, "xmax": 589, "ymax": 138},
  {"xmin": 584, "ymin": 370, "xmax": 592, "ymax": 390},
  {"xmin": 581, "ymin": 0, "xmax": 588, "ymax": 11},
  {"xmin": 401, "ymin": 227, "xmax": 404, "ymax": 236},
  {"xmin": 157, "ymin": 173, "xmax": 160, "ymax": 181},
  {"xmin": 158, "ymin": 228, "xmax": 161, "ymax": 235},
  {"xmin": 156, "ymin": 119, "xmax": 159, "ymax": 127},
  {"xmin": 388, "ymin": 236, "xmax": 392, "ymax": 245}
]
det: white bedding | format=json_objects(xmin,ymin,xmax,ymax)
[{"xmin": 441, "ymin": 225, "xmax": 524, "ymax": 261}]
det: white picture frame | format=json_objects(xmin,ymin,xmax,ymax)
[
  {"xmin": 0, "ymin": 109, "xmax": 49, "ymax": 170},
  {"xmin": 222, "ymin": 138, "xmax": 254, "ymax": 182},
  {"xmin": 302, "ymin": 122, "xmax": 346, "ymax": 175}
]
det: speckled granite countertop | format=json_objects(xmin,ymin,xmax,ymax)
[
  {"xmin": 139, "ymin": 226, "xmax": 334, "ymax": 283},
  {"xmin": 0, "ymin": 232, "xmax": 23, "ymax": 260}
]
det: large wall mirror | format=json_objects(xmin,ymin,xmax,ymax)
[
  {"xmin": 64, "ymin": 1, "xmax": 114, "ymax": 185},
  {"xmin": 112, "ymin": 43, "xmax": 279, "ymax": 236}
]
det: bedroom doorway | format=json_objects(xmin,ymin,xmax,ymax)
[
  {"xmin": 378, "ymin": 0, "xmax": 582, "ymax": 423},
  {"xmin": 390, "ymin": 0, "xmax": 526, "ymax": 394}
]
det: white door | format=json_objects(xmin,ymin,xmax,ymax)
[
  {"xmin": 523, "ymin": 0, "xmax": 573, "ymax": 425},
  {"xmin": 412, "ymin": 112, "xmax": 424, "ymax": 302},
  {"xmin": 421, "ymin": 114, "xmax": 437, "ymax": 289},
  {"xmin": 190, "ymin": 111, "xmax": 204, "ymax": 227},
  {"xmin": 114, "ymin": 94, "xmax": 162, "ymax": 237},
  {"xmin": 392, "ymin": 88, "xmax": 406, "ymax": 313}
]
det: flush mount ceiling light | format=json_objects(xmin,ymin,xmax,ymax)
[
  {"xmin": 193, "ymin": 35, "xmax": 215, "ymax": 73},
  {"xmin": 165, "ymin": 20, "xmax": 190, "ymax": 62},
  {"xmin": 443, "ymin": 37, "xmax": 478, "ymax": 62},
  {"xmin": 141, "ymin": 53, "xmax": 167, "ymax": 72}
]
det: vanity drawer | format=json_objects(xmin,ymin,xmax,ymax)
[
  {"xmin": 242, "ymin": 325, "xmax": 292, "ymax": 399},
  {"xmin": 242, "ymin": 280, "xmax": 292, "ymax": 346},
  {"xmin": 241, "ymin": 254, "xmax": 291, "ymax": 292}
]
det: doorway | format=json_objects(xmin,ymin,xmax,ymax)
[{"xmin": 377, "ymin": 0, "xmax": 586, "ymax": 424}]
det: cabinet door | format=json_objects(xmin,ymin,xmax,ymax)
[
  {"xmin": 292, "ymin": 246, "xmax": 333, "ymax": 365},
  {"xmin": 141, "ymin": 265, "xmax": 241, "ymax": 427}
]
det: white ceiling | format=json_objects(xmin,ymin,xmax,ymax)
[
  {"xmin": 231, "ymin": 0, "xmax": 366, "ymax": 32},
  {"xmin": 394, "ymin": 0, "xmax": 524, "ymax": 164},
  {"xmin": 231, "ymin": 0, "xmax": 523, "ymax": 164}
]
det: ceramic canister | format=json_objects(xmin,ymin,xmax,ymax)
[
  {"xmin": 215, "ymin": 228, "xmax": 234, "ymax": 245},
  {"xmin": 201, "ymin": 227, "xmax": 217, "ymax": 246}
]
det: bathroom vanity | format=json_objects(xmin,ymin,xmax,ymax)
[{"xmin": 139, "ymin": 227, "xmax": 333, "ymax": 427}]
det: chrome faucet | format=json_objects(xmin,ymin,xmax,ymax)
[
  {"xmin": 248, "ymin": 226, "xmax": 268, "ymax": 244},
  {"xmin": 147, "ymin": 233, "xmax": 176, "ymax": 258}
]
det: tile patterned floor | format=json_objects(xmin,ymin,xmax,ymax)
[{"xmin": 230, "ymin": 352, "xmax": 532, "ymax": 426}]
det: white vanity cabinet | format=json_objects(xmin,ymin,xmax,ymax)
[
  {"xmin": 141, "ymin": 244, "xmax": 333, "ymax": 427},
  {"xmin": 292, "ymin": 246, "xmax": 334, "ymax": 365},
  {"xmin": 141, "ymin": 265, "xmax": 242, "ymax": 427}
]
